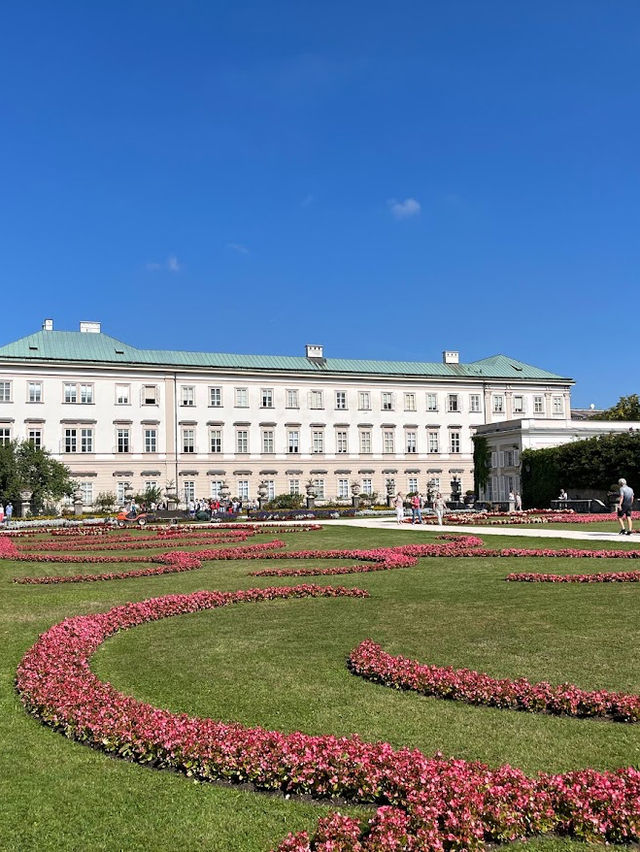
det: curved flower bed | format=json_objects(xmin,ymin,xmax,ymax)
[
  {"xmin": 348, "ymin": 639, "xmax": 640, "ymax": 722},
  {"xmin": 506, "ymin": 570, "xmax": 640, "ymax": 584},
  {"xmin": 16, "ymin": 587, "xmax": 640, "ymax": 851}
]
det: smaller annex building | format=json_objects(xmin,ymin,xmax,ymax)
[{"xmin": 0, "ymin": 319, "xmax": 574, "ymax": 508}]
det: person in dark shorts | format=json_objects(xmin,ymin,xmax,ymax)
[{"xmin": 617, "ymin": 477, "xmax": 634, "ymax": 535}]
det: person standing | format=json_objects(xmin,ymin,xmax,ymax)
[
  {"xmin": 410, "ymin": 493, "xmax": 422, "ymax": 525},
  {"xmin": 514, "ymin": 492, "xmax": 522, "ymax": 511},
  {"xmin": 394, "ymin": 493, "xmax": 404, "ymax": 524},
  {"xmin": 5, "ymin": 502, "xmax": 13, "ymax": 521},
  {"xmin": 434, "ymin": 492, "xmax": 447, "ymax": 526},
  {"xmin": 617, "ymin": 478, "xmax": 634, "ymax": 535}
]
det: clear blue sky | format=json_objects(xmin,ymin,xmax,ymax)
[{"xmin": 2, "ymin": 1, "xmax": 638, "ymax": 408}]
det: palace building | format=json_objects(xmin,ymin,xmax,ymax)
[{"xmin": 0, "ymin": 319, "xmax": 573, "ymax": 507}]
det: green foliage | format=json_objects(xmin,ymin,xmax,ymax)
[
  {"xmin": 95, "ymin": 492, "xmax": 117, "ymax": 512},
  {"xmin": 263, "ymin": 492, "xmax": 305, "ymax": 510},
  {"xmin": 0, "ymin": 440, "xmax": 74, "ymax": 512},
  {"xmin": 521, "ymin": 431, "xmax": 640, "ymax": 508},
  {"xmin": 472, "ymin": 435, "xmax": 491, "ymax": 493},
  {"xmin": 601, "ymin": 394, "xmax": 640, "ymax": 421},
  {"xmin": 134, "ymin": 485, "xmax": 163, "ymax": 506}
]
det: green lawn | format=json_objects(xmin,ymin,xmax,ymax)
[{"xmin": 2, "ymin": 525, "xmax": 639, "ymax": 851}]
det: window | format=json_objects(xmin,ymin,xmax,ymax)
[
  {"xmin": 359, "ymin": 430, "xmax": 372, "ymax": 453},
  {"xmin": 469, "ymin": 394, "xmax": 481, "ymax": 413},
  {"xmin": 534, "ymin": 396, "xmax": 544, "ymax": 414},
  {"xmin": 183, "ymin": 481, "xmax": 196, "ymax": 503},
  {"xmin": 337, "ymin": 479, "xmax": 349, "ymax": 498},
  {"xmin": 143, "ymin": 385, "xmax": 158, "ymax": 405},
  {"xmin": 117, "ymin": 429, "xmax": 130, "ymax": 453},
  {"xmin": 236, "ymin": 430, "xmax": 248, "ymax": 453},
  {"xmin": 309, "ymin": 390, "xmax": 324, "ymax": 409},
  {"xmin": 210, "ymin": 480, "xmax": 223, "ymax": 499},
  {"xmin": 287, "ymin": 430, "xmax": 299, "ymax": 454},
  {"xmin": 358, "ymin": 391, "xmax": 371, "ymax": 410},
  {"xmin": 79, "ymin": 482, "xmax": 93, "ymax": 506},
  {"xmin": 116, "ymin": 384, "xmax": 130, "ymax": 405},
  {"xmin": 116, "ymin": 481, "xmax": 127, "ymax": 505},
  {"xmin": 428, "ymin": 431, "xmax": 439, "ymax": 453},
  {"xmin": 426, "ymin": 393, "xmax": 438, "ymax": 412},
  {"xmin": 265, "ymin": 480, "xmax": 275, "ymax": 501},
  {"xmin": 260, "ymin": 388, "xmax": 274, "ymax": 408},
  {"xmin": 209, "ymin": 429, "xmax": 222, "ymax": 453},
  {"xmin": 381, "ymin": 392, "xmax": 393, "ymax": 411},
  {"xmin": 336, "ymin": 430, "xmax": 348, "ymax": 454},
  {"xmin": 144, "ymin": 429, "xmax": 157, "ymax": 453},
  {"xmin": 144, "ymin": 480, "xmax": 158, "ymax": 492},
  {"xmin": 209, "ymin": 387, "xmax": 222, "ymax": 407},
  {"xmin": 383, "ymin": 430, "xmax": 395, "ymax": 453},
  {"xmin": 235, "ymin": 388, "xmax": 248, "ymax": 407},
  {"xmin": 181, "ymin": 386, "xmax": 195, "ymax": 407},
  {"xmin": 513, "ymin": 395, "xmax": 524, "ymax": 414},
  {"xmin": 447, "ymin": 394, "xmax": 459, "ymax": 413},
  {"xmin": 312, "ymin": 429, "xmax": 324, "ymax": 454},
  {"xmin": 28, "ymin": 429, "xmax": 42, "ymax": 449},
  {"xmin": 64, "ymin": 428, "xmax": 77, "ymax": 453},
  {"xmin": 313, "ymin": 478, "xmax": 325, "ymax": 499},
  {"xmin": 261, "ymin": 430, "xmax": 274, "ymax": 453},
  {"xmin": 429, "ymin": 476, "xmax": 441, "ymax": 493},
  {"xmin": 0, "ymin": 427, "xmax": 11, "ymax": 445},
  {"xmin": 80, "ymin": 384, "xmax": 93, "ymax": 404},
  {"xmin": 237, "ymin": 480, "xmax": 249, "ymax": 501},
  {"xmin": 552, "ymin": 396, "xmax": 564, "ymax": 416},
  {"xmin": 492, "ymin": 395, "xmax": 504, "ymax": 414},
  {"xmin": 64, "ymin": 383, "xmax": 77, "ymax": 404},
  {"xmin": 335, "ymin": 391, "xmax": 347, "ymax": 410},
  {"xmin": 408, "ymin": 477, "xmax": 418, "ymax": 493},
  {"xmin": 406, "ymin": 431, "xmax": 417, "ymax": 453},
  {"xmin": 361, "ymin": 478, "xmax": 372, "ymax": 495},
  {"xmin": 28, "ymin": 382, "xmax": 42, "ymax": 403},
  {"xmin": 286, "ymin": 389, "xmax": 299, "ymax": 408},
  {"xmin": 0, "ymin": 381, "xmax": 11, "ymax": 402},
  {"xmin": 404, "ymin": 392, "xmax": 416, "ymax": 412},
  {"xmin": 80, "ymin": 428, "xmax": 93, "ymax": 453},
  {"xmin": 450, "ymin": 431, "xmax": 461, "ymax": 453},
  {"xmin": 289, "ymin": 479, "xmax": 300, "ymax": 495}
]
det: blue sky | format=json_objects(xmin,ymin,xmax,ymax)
[{"xmin": 1, "ymin": 1, "xmax": 638, "ymax": 408}]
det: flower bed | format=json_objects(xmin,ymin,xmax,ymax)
[{"xmin": 506, "ymin": 570, "xmax": 640, "ymax": 583}]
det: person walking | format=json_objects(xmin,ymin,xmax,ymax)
[
  {"xmin": 433, "ymin": 492, "xmax": 447, "ymax": 526},
  {"xmin": 394, "ymin": 493, "xmax": 404, "ymax": 524},
  {"xmin": 514, "ymin": 492, "xmax": 522, "ymax": 511},
  {"xmin": 410, "ymin": 493, "xmax": 422, "ymax": 525},
  {"xmin": 617, "ymin": 478, "xmax": 634, "ymax": 535}
]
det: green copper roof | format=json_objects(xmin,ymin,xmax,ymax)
[{"xmin": 0, "ymin": 329, "xmax": 571, "ymax": 381}]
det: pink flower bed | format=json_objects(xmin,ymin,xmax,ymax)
[
  {"xmin": 15, "ymin": 587, "xmax": 640, "ymax": 851},
  {"xmin": 348, "ymin": 639, "xmax": 640, "ymax": 722},
  {"xmin": 410, "ymin": 510, "xmax": 640, "ymax": 527},
  {"xmin": 506, "ymin": 571, "xmax": 640, "ymax": 583}
]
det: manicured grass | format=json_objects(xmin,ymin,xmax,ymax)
[{"xmin": 2, "ymin": 524, "xmax": 640, "ymax": 851}]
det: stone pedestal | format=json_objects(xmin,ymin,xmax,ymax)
[{"xmin": 74, "ymin": 499, "xmax": 83, "ymax": 517}]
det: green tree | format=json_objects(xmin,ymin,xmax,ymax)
[
  {"xmin": 0, "ymin": 440, "xmax": 75, "ymax": 513},
  {"xmin": 601, "ymin": 394, "xmax": 640, "ymax": 421}
]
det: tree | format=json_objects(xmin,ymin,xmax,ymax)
[
  {"xmin": 0, "ymin": 440, "xmax": 75, "ymax": 513},
  {"xmin": 601, "ymin": 394, "xmax": 640, "ymax": 421}
]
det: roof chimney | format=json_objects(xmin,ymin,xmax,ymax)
[
  {"xmin": 79, "ymin": 321, "xmax": 101, "ymax": 334},
  {"xmin": 443, "ymin": 350, "xmax": 459, "ymax": 364},
  {"xmin": 305, "ymin": 344, "xmax": 324, "ymax": 360},
  {"xmin": 42, "ymin": 318, "xmax": 54, "ymax": 331}
]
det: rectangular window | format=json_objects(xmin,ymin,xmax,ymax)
[
  {"xmin": 358, "ymin": 391, "xmax": 371, "ymax": 410},
  {"xmin": 426, "ymin": 393, "xmax": 438, "ymax": 412},
  {"xmin": 143, "ymin": 385, "xmax": 158, "ymax": 405},
  {"xmin": 0, "ymin": 381, "xmax": 11, "ymax": 402},
  {"xmin": 266, "ymin": 480, "xmax": 276, "ymax": 501},
  {"xmin": 309, "ymin": 390, "xmax": 324, "ymax": 409},
  {"xmin": 428, "ymin": 431, "xmax": 439, "ymax": 454},
  {"xmin": 209, "ymin": 387, "xmax": 222, "ymax": 407},
  {"xmin": 335, "ymin": 391, "xmax": 347, "ymax": 410},
  {"xmin": 383, "ymin": 430, "xmax": 395, "ymax": 453},
  {"xmin": 289, "ymin": 478, "xmax": 300, "ymax": 495},
  {"xmin": 181, "ymin": 386, "xmax": 195, "ymax": 407},
  {"xmin": 144, "ymin": 429, "xmax": 157, "ymax": 453},
  {"xmin": 80, "ymin": 384, "xmax": 93, "ymax": 404},
  {"xmin": 286, "ymin": 389, "xmax": 299, "ymax": 408},
  {"xmin": 28, "ymin": 429, "xmax": 42, "ymax": 448},
  {"xmin": 469, "ymin": 394, "xmax": 481, "ymax": 413},
  {"xmin": 64, "ymin": 383, "xmax": 77, "ymax": 404},
  {"xmin": 0, "ymin": 427, "xmax": 10, "ymax": 445},
  {"xmin": 450, "ymin": 431, "xmax": 461, "ymax": 453},
  {"xmin": 116, "ymin": 384, "xmax": 130, "ymax": 405},
  {"xmin": 381, "ymin": 392, "xmax": 393, "ymax": 411},
  {"xmin": 80, "ymin": 428, "xmax": 93, "ymax": 453},
  {"xmin": 116, "ymin": 481, "xmax": 126, "ymax": 505},
  {"xmin": 534, "ymin": 395, "xmax": 544, "ymax": 414},
  {"xmin": 236, "ymin": 430, "xmax": 248, "ymax": 453},
  {"xmin": 183, "ymin": 480, "xmax": 195, "ymax": 503},
  {"xmin": 117, "ymin": 429, "xmax": 130, "ymax": 453},
  {"xmin": 406, "ymin": 431, "xmax": 417, "ymax": 453},
  {"xmin": 144, "ymin": 480, "xmax": 158, "ymax": 492},
  {"xmin": 313, "ymin": 478, "xmax": 325, "ymax": 499},
  {"xmin": 359, "ymin": 430, "xmax": 372, "ymax": 453},
  {"xmin": 513, "ymin": 395, "xmax": 524, "ymax": 414},
  {"xmin": 237, "ymin": 480, "xmax": 249, "ymax": 501},
  {"xmin": 493, "ymin": 395, "xmax": 504, "ymax": 413},
  {"xmin": 552, "ymin": 396, "xmax": 564, "ymax": 415},
  {"xmin": 362, "ymin": 478, "xmax": 372, "ymax": 495},
  {"xmin": 408, "ymin": 477, "xmax": 418, "ymax": 493},
  {"xmin": 260, "ymin": 388, "xmax": 274, "ymax": 408},
  {"xmin": 337, "ymin": 478, "xmax": 349, "ymax": 498},
  {"xmin": 336, "ymin": 430, "xmax": 348, "ymax": 454},
  {"xmin": 447, "ymin": 394, "xmax": 459, "ymax": 412},
  {"xmin": 209, "ymin": 429, "xmax": 222, "ymax": 453},
  {"xmin": 235, "ymin": 388, "xmax": 248, "ymax": 407},
  {"xmin": 64, "ymin": 428, "xmax": 77, "ymax": 453},
  {"xmin": 312, "ymin": 430, "xmax": 324, "ymax": 454},
  {"xmin": 28, "ymin": 382, "xmax": 42, "ymax": 403},
  {"xmin": 210, "ymin": 480, "xmax": 223, "ymax": 499},
  {"xmin": 404, "ymin": 392, "xmax": 416, "ymax": 411},
  {"xmin": 287, "ymin": 430, "xmax": 299, "ymax": 454},
  {"xmin": 79, "ymin": 482, "xmax": 93, "ymax": 506},
  {"xmin": 261, "ymin": 430, "xmax": 274, "ymax": 453}
]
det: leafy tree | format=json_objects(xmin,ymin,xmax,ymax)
[
  {"xmin": 472, "ymin": 435, "xmax": 491, "ymax": 494},
  {"xmin": 601, "ymin": 394, "xmax": 640, "ymax": 421},
  {"xmin": 0, "ymin": 440, "xmax": 74, "ymax": 513},
  {"xmin": 95, "ymin": 492, "xmax": 117, "ymax": 512},
  {"xmin": 263, "ymin": 493, "xmax": 305, "ymax": 510},
  {"xmin": 134, "ymin": 485, "xmax": 163, "ymax": 506}
]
